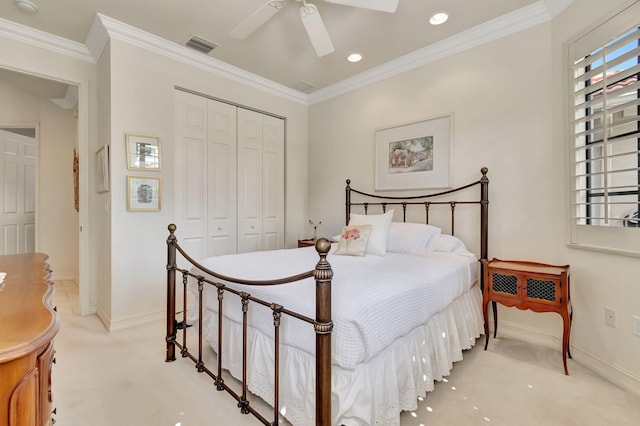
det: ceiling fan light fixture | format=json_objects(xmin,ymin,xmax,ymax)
[
  {"xmin": 429, "ymin": 11, "xmax": 449, "ymax": 26},
  {"xmin": 14, "ymin": 0, "xmax": 38, "ymax": 14},
  {"xmin": 347, "ymin": 53, "xmax": 362, "ymax": 63}
]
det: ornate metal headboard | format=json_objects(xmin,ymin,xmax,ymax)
[{"xmin": 345, "ymin": 167, "xmax": 489, "ymax": 280}]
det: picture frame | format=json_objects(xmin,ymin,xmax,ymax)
[
  {"xmin": 127, "ymin": 175, "xmax": 161, "ymax": 212},
  {"xmin": 374, "ymin": 114, "xmax": 453, "ymax": 190},
  {"xmin": 126, "ymin": 133, "xmax": 161, "ymax": 170},
  {"xmin": 96, "ymin": 145, "xmax": 110, "ymax": 193}
]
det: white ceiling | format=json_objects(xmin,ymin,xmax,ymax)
[{"xmin": 0, "ymin": 0, "xmax": 570, "ymax": 96}]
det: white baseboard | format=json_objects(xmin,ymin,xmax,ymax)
[
  {"xmin": 493, "ymin": 320, "xmax": 640, "ymax": 397},
  {"xmin": 104, "ymin": 309, "xmax": 165, "ymax": 332},
  {"xmin": 96, "ymin": 306, "xmax": 111, "ymax": 331}
]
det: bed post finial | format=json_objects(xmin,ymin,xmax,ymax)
[{"xmin": 314, "ymin": 237, "xmax": 333, "ymax": 425}]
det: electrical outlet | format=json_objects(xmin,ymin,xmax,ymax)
[
  {"xmin": 632, "ymin": 315, "xmax": 640, "ymax": 337},
  {"xmin": 605, "ymin": 308, "xmax": 616, "ymax": 328}
]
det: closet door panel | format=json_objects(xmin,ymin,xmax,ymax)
[
  {"xmin": 237, "ymin": 109, "xmax": 263, "ymax": 253},
  {"xmin": 262, "ymin": 115, "xmax": 285, "ymax": 251},
  {"xmin": 175, "ymin": 91, "xmax": 208, "ymax": 261},
  {"xmin": 208, "ymin": 99, "xmax": 237, "ymax": 256}
]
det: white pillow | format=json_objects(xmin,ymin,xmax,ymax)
[
  {"xmin": 431, "ymin": 234, "xmax": 467, "ymax": 253},
  {"xmin": 348, "ymin": 210, "xmax": 394, "ymax": 256},
  {"xmin": 387, "ymin": 222, "xmax": 441, "ymax": 256}
]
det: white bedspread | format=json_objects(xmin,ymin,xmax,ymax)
[{"xmin": 189, "ymin": 244, "xmax": 477, "ymax": 370}]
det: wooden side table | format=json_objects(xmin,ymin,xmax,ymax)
[
  {"xmin": 298, "ymin": 239, "xmax": 337, "ymax": 248},
  {"xmin": 483, "ymin": 258, "xmax": 572, "ymax": 374},
  {"xmin": 298, "ymin": 239, "xmax": 316, "ymax": 248}
]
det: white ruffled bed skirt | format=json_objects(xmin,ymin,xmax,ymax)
[{"xmin": 194, "ymin": 285, "xmax": 483, "ymax": 425}]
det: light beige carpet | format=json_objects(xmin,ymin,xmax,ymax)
[{"xmin": 52, "ymin": 281, "xmax": 640, "ymax": 425}]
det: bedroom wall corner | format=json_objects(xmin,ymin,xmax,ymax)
[
  {"xmin": 104, "ymin": 38, "xmax": 308, "ymax": 327},
  {"xmin": 94, "ymin": 40, "xmax": 113, "ymax": 329}
]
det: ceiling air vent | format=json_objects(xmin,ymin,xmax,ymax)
[
  {"xmin": 290, "ymin": 81, "xmax": 314, "ymax": 93},
  {"xmin": 184, "ymin": 34, "xmax": 217, "ymax": 55}
]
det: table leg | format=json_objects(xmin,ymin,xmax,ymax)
[
  {"xmin": 492, "ymin": 301, "xmax": 498, "ymax": 338},
  {"xmin": 561, "ymin": 309, "xmax": 571, "ymax": 375},
  {"xmin": 483, "ymin": 299, "xmax": 490, "ymax": 350}
]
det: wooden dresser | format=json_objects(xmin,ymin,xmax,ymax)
[{"xmin": 0, "ymin": 254, "xmax": 59, "ymax": 426}]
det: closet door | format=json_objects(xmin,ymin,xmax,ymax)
[
  {"xmin": 207, "ymin": 99, "xmax": 237, "ymax": 256},
  {"xmin": 262, "ymin": 115, "xmax": 285, "ymax": 251},
  {"xmin": 174, "ymin": 91, "xmax": 208, "ymax": 260},
  {"xmin": 237, "ymin": 109, "xmax": 263, "ymax": 253}
]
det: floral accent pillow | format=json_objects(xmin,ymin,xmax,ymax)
[{"xmin": 334, "ymin": 225, "xmax": 373, "ymax": 256}]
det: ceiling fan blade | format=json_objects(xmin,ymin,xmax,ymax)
[
  {"xmin": 300, "ymin": 3, "xmax": 335, "ymax": 57},
  {"xmin": 230, "ymin": 1, "xmax": 286, "ymax": 39},
  {"xmin": 324, "ymin": 0, "xmax": 398, "ymax": 13}
]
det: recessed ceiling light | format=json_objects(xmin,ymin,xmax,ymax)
[
  {"xmin": 429, "ymin": 11, "xmax": 449, "ymax": 25},
  {"xmin": 347, "ymin": 53, "xmax": 362, "ymax": 63},
  {"xmin": 14, "ymin": 0, "xmax": 38, "ymax": 14}
]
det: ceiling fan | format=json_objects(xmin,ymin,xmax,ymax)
[{"xmin": 230, "ymin": 0, "xmax": 399, "ymax": 57}]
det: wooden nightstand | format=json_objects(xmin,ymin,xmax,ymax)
[
  {"xmin": 483, "ymin": 258, "xmax": 572, "ymax": 374},
  {"xmin": 297, "ymin": 239, "xmax": 316, "ymax": 248},
  {"xmin": 298, "ymin": 238, "xmax": 336, "ymax": 248}
]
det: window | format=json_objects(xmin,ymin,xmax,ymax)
[{"xmin": 568, "ymin": 2, "xmax": 640, "ymax": 254}]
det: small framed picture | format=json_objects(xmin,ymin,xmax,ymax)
[
  {"xmin": 126, "ymin": 133, "xmax": 161, "ymax": 170},
  {"xmin": 127, "ymin": 176, "xmax": 161, "ymax": 212},
  {"xmin": 96, "ymin": 145, "xmax": 110, "ymax": 193}
]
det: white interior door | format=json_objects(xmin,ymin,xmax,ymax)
[
  {"xmin": 176, "ymin": 90, "xmax": 284, "ymax": 257},
  {"xmin": 207, "ymin": 99, "xmax": 237, "ymax": 256},
  {"xmin": 0, "ymin": 129, "xmax": 36, "ymax": 255},
  {"xmin": 174, "ymin": 91, "xmax": 208, "ymax": 261},
  {"xmin": 262, "ymin": 115, "xmax": 285, "ymax": 251},
  {"xmin": 237, "ymin": 108, "xmax": 263, "ymax": 253}
]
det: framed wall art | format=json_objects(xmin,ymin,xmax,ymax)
[
  {"xmin": 374, "ymin": 114, "xmax": 453, "ymax": 190},
  {"xmin": 126, "ymin": 133, "xmax": 161, "ymax": 170},
  {"xmin": 127, "ymin": 175, "xmax": 162, "ymax": 212},
  {"xmin": 96, "ymin": 145, "xmax": 110, "ymax": 194}
]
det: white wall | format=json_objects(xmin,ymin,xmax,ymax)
[
  {"xmin": 101, "ymin": 39, "xmax": 309, "ymax": 328},
  {"xmin": 308, "ymin": 0, "xmax": 640, "ymax": 393},
  {"xmin": 94, "ymin": 42, "xmax": 112, "ymax": 325},
  {"xmin": 0, "ymin": 80, "xmax": 79, "ymax": 280},
  {"xmin": 552, "ymin": 0, "xmax": 640, "ymax": 392}
]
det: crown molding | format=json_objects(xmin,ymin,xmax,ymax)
[
  {"xmin": 0, "ymin": 16, "xmax": 94, "ymax": 62},
  {"xmin": 95, "ymin": 14, "xmax": 308, "ymax": 105},
  {"xmin": 85, "ymin": 13, "xmax": 109, "ymax": 60},
  {"xmin": 50, "ymin": 85, "xmax": 79, "ymax": 109},
  {"xmin": 308, "ymin": 0, "xmax": 568, "ymax": 104},
  {"xmin": 0, "ymin": 0, "xmax": 573, "ymax": 106},
  {"xmin": 542, "ymin": 0, "xmax": 575, "ymax": 18}
]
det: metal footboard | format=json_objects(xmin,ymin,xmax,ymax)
[{"xmin": 165, "ymin": 224, "xmax": 334, "ymax": 425}]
